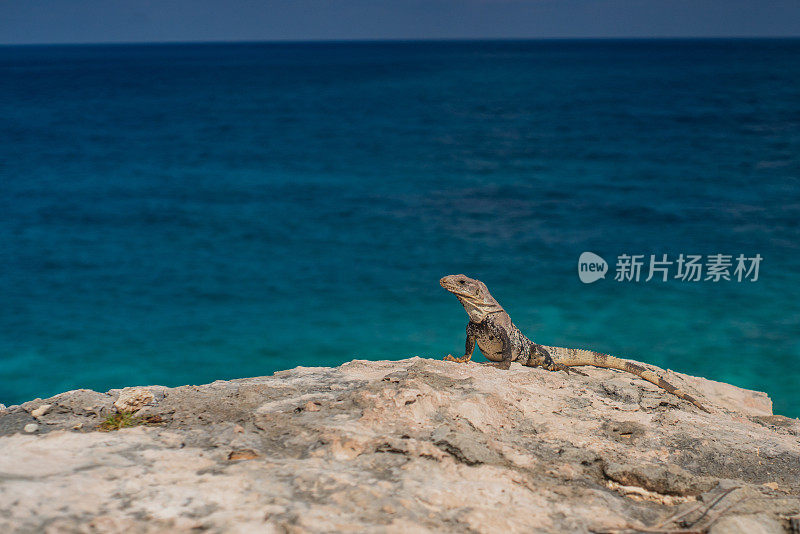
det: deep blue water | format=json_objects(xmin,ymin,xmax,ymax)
[{"xmin": 1, "ymin": 40, "xmax": 799, "ymax": 416}]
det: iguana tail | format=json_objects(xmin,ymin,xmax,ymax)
[{"xmin": 542, "ymin": 346, "xmax": 709, "ymax": 413}]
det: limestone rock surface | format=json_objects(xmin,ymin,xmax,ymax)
[{"xmin": 1, "ymin": 357, "xmax": 799, "ymax": 533}]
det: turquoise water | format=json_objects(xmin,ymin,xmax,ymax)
[{"xmin": 1, "ymin": 40, "xmax": 799, "ymax": 416}]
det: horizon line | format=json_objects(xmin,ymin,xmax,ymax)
[{"xmin": 3, "ymin": 35, "xmax": 800, "ymax": 47}]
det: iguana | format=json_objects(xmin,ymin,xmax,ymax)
[{"xmin": 440, "ymin": 274, "xmax": 708, "ymax": 412}]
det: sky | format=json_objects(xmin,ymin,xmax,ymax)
[{"xmin": 1, "ymin": 0, "xmax": 800, "ymax": 45}]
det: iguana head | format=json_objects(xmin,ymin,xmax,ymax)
[{"xmin": 440, "ymin": 274, "xmax": 504, "ymax": 322}]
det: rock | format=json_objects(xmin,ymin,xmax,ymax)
[
  {"xmin": 709, "ymin": 514, "xmax": 784, "ymax": 534},
  {"xmin": 303, "ymin": 400, "xmax": 321, "ymax": 412},
  {"xmin": 228, "ymin": 449, "xmax": 259, "ymax": 461},
  {"xmin": 23, "ymin": 423, "xmax": 38, "ymax": 433},
  {"xmin": 0, "ymin": 356, "xmax": 798, "ymax": 533},
  {"xmin": 603, "ymin": 462, "xmax": 718, "ymax": 496},
  {"xmin": 113, "ymin": 388, "xmax": 154, "ymax": 413},
  {"xmin": 30, "ymin": 404, "xmax": 52, "ymax": 418}
]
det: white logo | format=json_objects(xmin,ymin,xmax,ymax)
[{"xmin": 578, "ymin": 252, "xmax": 608, "ymax": 284}]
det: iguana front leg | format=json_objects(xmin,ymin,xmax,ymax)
[
  {"xmin": 444, "ymin": 322, "xmax": 477, "ymax": 363},
  {"xmin": 489, "ymin": 329, "xmax": 514, "ymax": 370}
]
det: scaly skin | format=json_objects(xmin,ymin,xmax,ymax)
[{"xmin": 440, "ymin": 274, "xmax": 709, "ymax": 412}]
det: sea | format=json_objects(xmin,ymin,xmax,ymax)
[{"xmin": 1, "ymin": 39, "xmax": 799, "ymax": 416}]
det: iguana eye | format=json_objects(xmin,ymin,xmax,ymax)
[{"xmin": 459, "ymin": 280, "xmax": 466, "ymax": 284}]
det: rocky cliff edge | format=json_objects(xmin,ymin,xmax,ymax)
[{"xmin": 1, "ymin": 357, "xmax": 799, "ymax": 533}]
